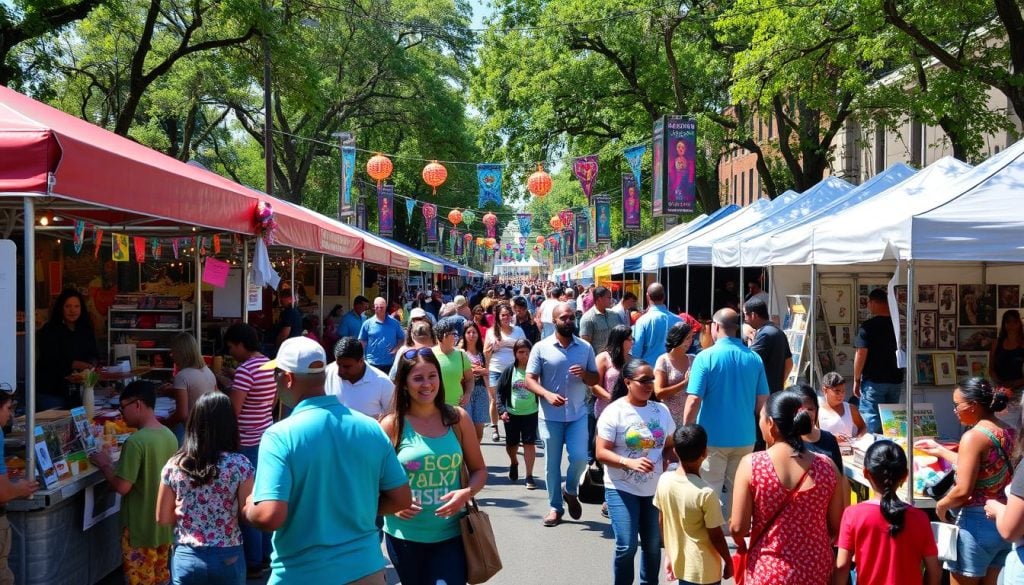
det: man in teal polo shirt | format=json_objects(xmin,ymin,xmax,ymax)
[
  {"xmin": 245, "ymin": 337, "xmax": 411, "ymax": 585},
  {"xmin": 682, "ymin": 308, "xmax": 769, "ymax": 523}
]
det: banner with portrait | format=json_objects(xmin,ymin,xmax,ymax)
[
  {"xmin": 477, "ymin": 164, "xmax": 503, "ymax": 207},
  {"xmin": 573, "ymin": 155, "xmax": 599, "ymax": 203},
  {"xmin": 576, "ymin": 211, "xmax": 589, "ymax": 251},
  {"xmin": 622, "ymin": 173, "xmax": 641, "ymax": 232},
  {"xmin": 594, "ymin": 195, "xmax": 611, "ymax": 244},
  {"xmin": 340, "ymin": 146, "xmax": 356, "ymax": 215},
  {"xmin": 423, "ymin": 203, "xmax": 438, "ymax": 243},
  {"xmin": 516, "ymin": 213, "xmax": 532, "ymax": 238},
  {"xmin": 653, "ymin": 115, "xmax": 697, "ymax": 214},
  {"xmin": 377, "ymin": 184, "xmax": 394, "ymax": 237}
]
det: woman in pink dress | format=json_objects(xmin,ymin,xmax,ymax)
[{"xmin": 730, "ymin": 389, "xmax": 845, "ymax": 585}]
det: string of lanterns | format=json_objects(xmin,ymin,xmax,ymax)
[{"xmin": 365, "ymin": 153, "xmax": 552, "ymax": 199}]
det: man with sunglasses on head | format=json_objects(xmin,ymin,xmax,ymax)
[
  {"xmin": 682, "ymin": 308, "xmax": 769, "ymax": 523},
  {"xmin": 90, "ymin": 381, "xmax": 178, "ymax": 585},
  {"xmin": 0, "ymin": 387, "xmax": 37, "ymax": 582},
  {"xmin": 245, "ymin": 337, "xmax": 411, "ymax": 585},
  {"xmin": 526, "ymin": 303, "xmax": 600, "ymax": 527}
]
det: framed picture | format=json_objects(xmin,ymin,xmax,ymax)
[
  {"xmin": 832, "ymin": 325, "xmax": 853, "ymax": 346},
  {"xmin": 821, "ymin": 283, "xmax": 852, "ymax": 325},
  {"xmin": 915, "ymin": 353, "xmax": 935, "ymax": 385},
  {"xmin": 937, "ymin": 316, "xmax": 957, "ymax": 349},
  {"xmin": 956, "ymin": 354, "xmax": 970, "ymax": 379},
  {"xmin": 917, "ymin": 284, "xmax": 938, "ymax": 309},
  {"xmin": 938, "ymin": 284, "xmax": 957, "ymax": 316},
  {"xmin": 818, "ymin": 351, "xmax": 835, "ymax": 373},
  {"xmin": 933, "ymin": 353, "xmax": 957, "ymax": 386},
  {"xmin": 895, "ymin": 285, "xmax": 908, "ymax": 316},
  {"xmin": 959, "ymin": 284, "xmax": 997, "ymax": 326},
  {"xmin": 999, "ymin": 285, "xmax": 1021, "ymax": 309},
  {"xmin": 917, "ymin": 310, "xmax": 937, "ymax": 349},
  {"xmin": 958, "ymin": 326, "xmax": 998, "ymax": 352},
  {"xmin": 962, "ymin": 352, "xmax": 990, "ymax": 379}
]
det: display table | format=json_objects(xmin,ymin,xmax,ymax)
[
  {"xmin": 843, "ymin": 455, "xmax": 936, "ymax": 509},
  {"xmin": 8, "ymin": 464, "xmax": 122, "ymax": 584}
]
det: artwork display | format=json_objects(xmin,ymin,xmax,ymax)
[
  {"xmin": 958, "ymin": 326, "xmax": 997, "ymax": 352},
  {"xmin": 821, "ymin": 283, "xmax": 852, "ymax": 325},
  {"xmin": 594, "ymin": 196, "xmax": 611, "ymax": 244},
  {"xmin": 917, "ymin": 284, "xmax": 937, "ymax": 309},
  {"xmin": 878, "ymin": 403, "xmax": 938, "ymax": 439},
  {"xmin": 622, "ymin": 173, "xmax": 641, "ymax": 231},
  {"xmin": 937, "ymin": 316, "xmax": 957, "ymax": 349},
  {"xmin": 959, "ymin": 284, "xmax": 997, "ymax": 326},
  {"xmin": 915, "ymin": 354, "xmax": 935, "ymax": 385},
  {"xmin": 917, "ymin": 310, "xmax": 937, "ymax": 349},
  {"xmin": 932, "ymin": 353, "xmax": 957, "ymax": 386},
  {"xmin": 999, "ymin": 285, "xmax": 1021, "ymax": 308},
  {"xmin": 652, "ymin": 115, "xmax": 696, "ymax": 215},
  {"xmin": 858, "ymin": 281, "xmax": 888, "ymax": 323},
  {"xmin": 832, "ymin": 326, "xmax": 853, "ymax": 346},
  {"xmin": 938, "ymin": 284, "xmax": 957, "ymax": 316},
  {"xmin": 955, "ymin": 353, "xmax": 989, "ymax": 380}
]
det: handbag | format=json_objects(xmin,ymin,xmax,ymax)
[
  {"xmin": 923, "ymin": 469, "xmax": 956, "ymax": 499},
  {"xmin": 932, "ymin": 519, "xmax": 959, "ymax": 562},
  {"xmin": 578, "ymin": 462, "xmax": 605, "ymax": 505},
  {"xmin": 733, "ymin": 463, "xmax": 812, "ymax": 585},
  {"xmin": 453, "ymin": 420, "xmax": 503, "ymax": 584}
]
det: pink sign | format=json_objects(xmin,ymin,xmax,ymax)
[{"xmin": 202, "ymin": 257, "xmax": 231, "ymax": 288}]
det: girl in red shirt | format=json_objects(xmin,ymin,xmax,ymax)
[{"xmin": 834, "ymin": 441, "xmax": 940, "ymax": 585}]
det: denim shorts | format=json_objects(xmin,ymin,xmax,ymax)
[
  {"xmin": 465, "ymin": 383, "xmax": 491, "ymax": 424},
  {"xmin": 945, "ymin": 506, "xmax": 1011, "ymax": 578}
]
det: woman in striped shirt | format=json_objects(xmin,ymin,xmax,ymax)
[{"xmin": 222, "ymin": 323, "xmax": 277, "ymax": 578}]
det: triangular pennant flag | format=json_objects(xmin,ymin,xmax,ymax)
[
  {"xmin": 133, "ymin": 236, "xmax": 146, "ymax": 263},
  {"xmin": 572, "ymin": 155, "xmax": 599, "ymax": 202},
  {"xmin": 213, "ymin": 235, "xmax": 221, "ymax": 254},
  {"xmin": 406, "ymin": 198, "xmax": 416, "ymax": 222},
  {"xmin": 73, "ymin": 221, "xmax": 86, "ymax": 254},
  {"xmin": 93, "ymin": 228, "xmax": 104, "ymax": 259}
]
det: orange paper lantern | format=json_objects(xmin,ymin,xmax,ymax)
[
  {"xmin": 549, "ymin": 216, "xmax": 563, "ymax": 231},
  {"xmin": 448, "ymin": 209, "xmax": 463, "ymax": 226},
  {"xmin": 535, "ymin": 235, "xmax": 545, "ymax": 244},
  {"xmin": 486, "ymin": 238, "xmax": 497, "ymax": 247},
  {"xmin": 528, "ymin": 164, "xmax": 552, "ymax": 197},
  {"xmin": 366, "ymin": 153, "xmax": 393, "ymax": 186},
  {"xmin": 422, "ymin": 161, "xmax": 447, "ymax": 195}
]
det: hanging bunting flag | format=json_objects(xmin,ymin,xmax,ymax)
[
  {"xmin": 623, "ymin": 144, "xmax": 646, "ymax": 195},
  {"xmin": 622, "ymin": 173, "xmax": 641, "ymax": 232},
  {"xmin": 405, "ymin": 198, "xmax": 416, "ymax": 222},
  {"xmin": 340, "ymin": 146, "xmax": 356, "ymax": 214},
  {"xmin": 112, "ymin": 234, "xmax": 130, "ymax": 262},
  {"xmin": 93, "ymin": 228, "xmax": 104, "ymax": 259},
  {"xmin": 595, "ymin": 196, "xmax": 611, "ymax": 244},
  {"xmin": 516, "ymin": 213, "xmax": 532, "ymax": 238},
  {"xmin": 572, "ymin": 155, "xmax": 599, "ymax": 203},
  {"xmin": 213, "ymin": 235, "xmax": 221, "ymax": 254},
  {"xmin": 73, "ymin": 221, "xmax": 86, "ymax": 254},
  {"xmin": 576, "ymin": 211, "xmax": 589, "ymax": 251},
  {"xmin": 133, "ymin": 237, "xmax": 146, "ymax": 263},
  {"xmin": 150, "ymin": 238, "xmax": 160, "ymax": 259},
  {"xmin": 477, "ymin": 164, "xmax": 503, "ymax": 207},
  {"xmin": 423, "ymin": 203, "xmax": 438, "ymax": 243},
  {"xmin": 378, "ymin": 184, "xmax": 394, "ymax": 237},
  {"xmin": 653, "ymin": 115, "xmax": 697, "ymax": 215}
]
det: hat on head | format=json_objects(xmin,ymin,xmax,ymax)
[
  {"xmin": 260, "ymin": 337, "xmax": 327, "ymax": 374},
  {"xmin": 409, "ymin": 307, "xmax": 429, "ymax": 320},
  {"xmin": 453, "ymin": 295, "xmax": 468, "ymax": 308}
]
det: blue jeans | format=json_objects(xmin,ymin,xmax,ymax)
[
  {"xmin": 945, "ymin": 506, "xmax": 1011, "ymax": 578},
  {"xmin": 606, "ymin": 488, "xmax": 661, "ymax": 585},
  {"xmin": 172, "ymin": 545, "xmax": 244, "ymax": 585},
  {"xmin": 385, "ymin": 534, "xmax": 466, "ymax": 585},
  {"xmin": 539, "ymin": 416, "xmax": 589, "ymax": 514},
  {"xmin": 858, "ymin": 380, "xmax": 902, "ymax": 434},
  {"xmin": 239, "ymin": 445, "xmax": 272, "ymax": 569}
]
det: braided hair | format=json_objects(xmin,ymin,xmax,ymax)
[{"xmin": 863, "ymin": 440, "xmax": 909, "ymax": 536}]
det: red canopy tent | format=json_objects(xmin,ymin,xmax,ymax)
[{"xmin": 0, "ymin": 85, "xmax": 396, "ymax": 262}]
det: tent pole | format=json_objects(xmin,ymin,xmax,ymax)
[
  {"xmin": 710, "ymin": 267, "xmax": 716, "ymax": 317},
  {"xmin": 360, "ymin": 261, "xmax": 365, "ymax": 299},
  {"xmin": 318, "ymin": 254, "xmax": 325, "ymax": 338},
  {"xmin": 242, "ymin": 238, "xmax": 250, "ymax": 324},
  {"xmin": 290, "ymin": 248, "xmax": 296, "ymax": 296},
  {"xmin": 809, "ymin": 264, "xmax": 817, "ymax": 386},
  {"xmin": 739, "ymin": 265, "xmax": 746, "ymax": 326},
  {"xmin": 905, "ymin": 261, "xmax": 916, "ymax": 499},
  {"xmin": 768, "ymin": 265, "xmax": 774, "ymax": 318},
  {"xmin": 23, "ymin": 197, "xmax": 36, "ymax": 482},
  {"xmin": 685, "ymin": 264, "xmax": 691, "ymax": 314},
  {"xmin": 195, "ymin": 244, "xmax": 202, "ymax": 351}
]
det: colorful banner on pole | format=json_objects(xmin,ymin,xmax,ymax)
[
  {"xmin": 516, "ymin": 213, "xmax": 532, "ymax": 237},
  {"xmin": 423, "ymin": 203, "xmax": 438, "ymax": 243},
  {"xmin": 623, "ymin": 144, "xmax": 645, "ymax": 195},
  {"xmin": 564, "ymin": 229, "xmax": 575, "ymax": 256},
  {"xmin": 622, "ymin": 173, "xmax": 641, "ymax": 232},
  {"xmin": 653, "ymin": 115, "xmax": 697, "ymax": 215},
  {"xmin": 572, "ymin": 155, "xmax": 599, "ymax": 203},
  {"xmin": 477, "ymin": 164, "xmax": 503, "ymax": 207},
  {"xmin": 595, "ymin": 196, "xmax": 611, "ymax": 244},
  {"xmin": 340, "ymin": 146, "xmax": 356, "ymax": 215},
  {"xmin": 406, "ymin": 198, "xmax": 416, "ymax": 222},
  {"xmin": 73, "ymin": 221, "xmax": 85, "ymax": 254},
  {"xmin": 576, "ymin": 212, "xmax": 588, "ymax": 251},
  {"xmin": 378, "ymin": 185, "xmax": 394, "ymax": 237},
  {"xmin": 558, "ymin": 210, "xmax": 574, "ymax": 232}
]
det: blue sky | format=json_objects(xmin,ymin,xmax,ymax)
[{"xmin": 470, "ymin": 0, "xmax": 494, "ymax": 30}]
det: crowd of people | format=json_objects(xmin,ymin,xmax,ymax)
[{"xmin": 27, "ymin": 277, "xmax": 1024, "ymax": 585}]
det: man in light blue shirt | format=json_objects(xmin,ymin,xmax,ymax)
[
  {"xmin": 246, "ymin": 337, "xmax": 411, "ymax": 585},
  {"xmin": 632, "ymin": 283, "xmax": 682, "ymax": 365},
  {"xmin": 683, "ymin": 308, "xmax": 769, "ymax": 522},
  {"xmin": 358, "ymin": 297, "xmax": 405, "ymax": 371},
  {"xmin": 526, "ymin": 303, "xmax": 599, "ymax": 527},
  {"xmin": 337, "ymin": 296, "xmax": 369, "ymax": 339}
]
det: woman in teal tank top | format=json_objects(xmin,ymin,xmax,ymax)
[{"xmin": 381, "ymin": 348, "xmax": 488, "ymax": 585}]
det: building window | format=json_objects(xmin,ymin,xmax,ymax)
[
  {"xmin": 740, "ymin": 171, "xmax": 745, "ymax": 203},
  {"xmin": 749, "ymin": 169, "xmax": 755, "ymax": 202},
  {"xmin": 732, "ymin": 175, "xmax": 737, "ymax": 200},
  {"xmin": 874, "ymin": 124, "xmax": 885, "ymax": 175},
  {"xmin": 758, "ymin": 116, "xmax": 763, "ymax": 142}
]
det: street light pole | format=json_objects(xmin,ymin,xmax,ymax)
[{"xmin": 262, "ymin": 0, "xmax": 273, "ymax": 197}]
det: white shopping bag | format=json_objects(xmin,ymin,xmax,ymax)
[{"xmin": 931, "ymin": 521, "xmax": 958, "ymax": 562}]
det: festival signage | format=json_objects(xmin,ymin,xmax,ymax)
[
  {"xmin": 378, "ymin": 184, "xmax": 394, "ymax": 237},
  {"xmin": 477, "ymin": 164, "xmax": 503, "ymax": 207},
  {"xmin": 516, "ymin": 213, "xmax": 532, "ymax": 237},
  {"xmin": 340, "ymin": 146, "xmax": 356, "ymax": 216},
  {"xmin": 423, "ymin": 203, "xmax": 438, "ymax": 243},
  {"xmin": 564, "ymin": 228, "xmax": 575, "ymax": 256},
  {"xmin": 573, "ymin": 155, "xmax": 599, "ymax": 203},
  {"xmin": 623, "ymin": 144, "xmax": 645, "ymax": 194},
  {"xmin": 622, "ymin": 173, "xmax": 641, "ymax": 232},
  {"xmin": 595, "ymin": 195, "xmax": 611, "ymax": 244},
  {"xmin": 653, "ymin": 115, "xmax": 697, "ymax": 215},
  {"xmin": 576, "ymin": 212, "xmax": 588, "ymax": 251}
]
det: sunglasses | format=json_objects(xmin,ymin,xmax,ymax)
[
  {"xmin": 630, "ymin": 377, "xmax": 656, "ymax": 385},
  {"xmin": 403, "ymin": 347, "xmax": 434, "ymax": 360}
]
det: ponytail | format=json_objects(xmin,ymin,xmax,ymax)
[
  {"xmin": 767, "ymin": 389, "xmax": 814, "ymax": 453},
  {"xmin": 864, "ymin": 440, "xmax": 909, "ymax": 536},
  {"xmin": 611, "ymin": 358, "xmax": 648, "ymax": 402}
]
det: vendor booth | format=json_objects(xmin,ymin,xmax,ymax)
[{"xmin": 0, "ymin": 86, "xmax": 412, "ymax": 583}]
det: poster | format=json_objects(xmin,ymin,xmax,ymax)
[
  {"xmin": 378, "ymin": 184, "xmax": 394, "ymax": 237},
  {"xmin": 653, "ymin": 115, "xmax": 697, "ymax": 214},
  {"xmin": 878, "ymin": 403, "xmax": 938, "ymax": 439},
  {"xmin": 594, "ymin": 195, "xmax": 611, "ymax": 244},
  {"xmin": 622, "ymin": 173, "xmax": 641, "ymax": 232}
]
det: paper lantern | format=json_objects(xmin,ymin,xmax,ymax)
[
  {"xmin": 483, "ymin": 212, "xmax": 498, "ymax": 228},
  {"xmin": 448, "ymin": 209, "xmax": 463, "ymax": 226},
  {"xmin": 528, "ymin": 164, "xmax": 552, "ymax": 197},
  {"xmin": 476, "ymin": 237, "xmax": 485, "ymax": 246},
  {"xmin": 548, "ymin": 236, "xmax": 557, "ymax": 246},
  {"xmin": 462, "ymin": 210, "xmax": 476, "ymax": 227},
  {"xmin": 549, "ymin": 216, "xmax": 563, "ymax": 231},
  {"xmin": 366, "ymin": 153, "xmax": 393, "ymax": 186},
  {"xmin": 535, "ymin": 235, "xmax": 545, "ymax": 244},
  {"xmin": 486, "ymin": 237, "xmax": 496, "ymax": 247},
  {"xmin": 463, "ymin": 233, "xmax": 473, "ymax": 242},
  {"xmin": 422, "ymin": 161, "xmax": 447, "ymax": 195}
]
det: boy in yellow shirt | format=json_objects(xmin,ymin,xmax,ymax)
[{"xmin": 654, "ymin": 424, "xmax": 732, "ymax": 585}]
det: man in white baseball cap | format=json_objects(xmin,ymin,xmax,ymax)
[{"xmin": 244, "ymin": 337, "xmax": 411, "ymax": 584}]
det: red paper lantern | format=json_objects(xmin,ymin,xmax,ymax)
[
  {"xmin": 535, "ymin": 235, "xmax": 545, "ymax": 244},
  {"xmin": 548, "ymin": 236, "xmax": 557, "ymax": 246},
  {"xmin": 483, "ymin": 212, "xmax": 498, "ymax": 228},
  {"xmin": 528, "ymin": 164, "xmax": 552, "ymax": 197},
  {"xmin": 448, "ymin": 209, "xmax": 463, "ymax": 226},
  {"xmin": 422, "ymin": 161, "xmax": 447, "ymax": 195},
  {"xmin": 366, "ymin": 153, "xmax": 393, "ymax": 186},
  {"xmin": 549, "ymin": 216, "xmax": 563, "ymax": 231}
]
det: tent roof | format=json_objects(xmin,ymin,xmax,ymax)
[
  {"xmin": 658, "ymin": 197, "xmax": 778, "ymax": 268},
  {"xmin": 911, "ymin": 142, "xmax": 1024, "ymax": 262},
  {"xmin": 0, "ymin": 86, "xmax": 367, "ymax": 259},
  {"xmin": 721, "ymin": 163, "xmax": 918, "ymax": 267},
  {"xmin": 618, "ymin": 212, "xmax": 713, "ymax": 273}
]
